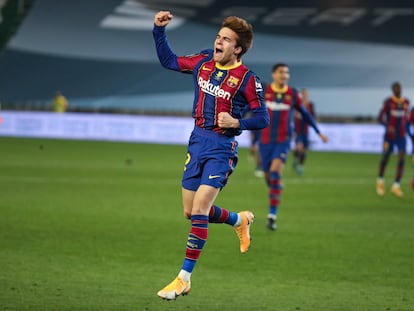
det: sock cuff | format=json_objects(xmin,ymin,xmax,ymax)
[
  {"xmin": 269, "ymin": 171, "xmax": 280, "ymax": 179},
  {"xmin": 190, "ymin": 215, "xmax": 209, "ymax": 222}
]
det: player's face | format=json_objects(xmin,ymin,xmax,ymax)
[
  {"xmin": 272, "ymin": 66, "xmax": 290, "ymax": 87},
  {"xmin": 301, "ymin": 89, "xmax": 309, "ymax": 101},
  {"xmin": 214, "ymin": 27, "xmax": 241, "ymax": 66},
  {"xmin": 393, "ymin": 84, "xmax": 402, "ymax": 97}
]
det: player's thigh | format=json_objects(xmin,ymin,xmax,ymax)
[
  {"xmin": 182, "ymin": 188, "xmax": 196, "ymax": 219},
  {"xmin": 270, "ymin": 158, "xmax": 284, "ymax": 173},
  {"xmin": 192, "ymin": 185, "xmax": 220, "ymax": 215}
]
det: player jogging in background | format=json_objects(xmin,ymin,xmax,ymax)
[
  {"xmin": 260, "ymin": 63, "xmax": 328, "ymax": 231},
  {"xmin": 293, "ymin": 88, "xmax": 316, "ymax": 176},
  {"xmin": 376, "ymin": 82, "xmax": 410, "ymax": 197},
  {"xmin": 153, "ymin": 11, "xmax": 269, "ymax": 300}
]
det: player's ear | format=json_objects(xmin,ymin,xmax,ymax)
[{"xmin": 234, "ymin": 46, "xmax": 242, "ymax": 56}]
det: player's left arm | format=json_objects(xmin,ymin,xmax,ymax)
[
  {"xmin": 407, "ymin": 104, "xmax": 413, "ymax": 138},
  {"xmin": 218, "ymin": 75, "xmax": 269, "ymax": 130},
  {"xmin": 296, "ymin": 98, "xmax": 328, "ymax": 143}
]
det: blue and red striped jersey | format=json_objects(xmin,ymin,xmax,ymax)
[
  {"xmin": 176, "ymin": 50, "xmax": 266, "ymax": 136},
  {"xmin": 153, "ymin": 24, "xmax": 269, "ymax": 137},
  {"xmin": 294, "ymin": 101, "xmax": 315, "ymax": 136},
  {"xmin": 378, "ymin": 96, "xmax": 410, "ymax": 139},
  {"xmin": 261, "ymin": 84, "xmax": 302, "ymax": 144}
]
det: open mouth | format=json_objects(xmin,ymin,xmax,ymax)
[{"xmin": 215, "ymin": 48, "xmax": 223, "ymax": 54}]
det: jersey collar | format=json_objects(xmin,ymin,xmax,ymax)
[
  {"xmin": 215, "ymin": 60, "xmax": 242, "ymax": 70},
  {"xmin": 271, "ymin": 83, "xmax": 288, "ymax": 93},
  {"xmin": 392, "ymin": 95, "xmax": 405, "ymax": 103}
]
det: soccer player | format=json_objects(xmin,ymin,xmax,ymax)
[
  {"xmin": 153, "ymin": 11, "xmax": 269, "ymax": 300},
  {"xmin": 376, "ymin": 82, "xmax": 410, "ymax": 197},
  {"xmin": 293, "ymin": 88, "xmax": 316, "ymax": 176},
  {"xmin": 260, "ymin": 63, "xmax": 328, "ymax": 231}
]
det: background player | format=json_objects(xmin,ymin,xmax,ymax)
[
  {"xmin": 293, "ymin": 88, "xmax": 316, "ymax": 176},
  {"xmin": 376, "ymin": 82, "xmax": 410, "ymax": 197},
  {"xmin": 260, "ymin": 63, "xmax": 328, "ymax": 230},
  {"xmin": 153, "ymin": 11, "xmax": 269, "ymax": 300}
]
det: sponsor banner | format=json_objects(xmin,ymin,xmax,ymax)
[{"xmin": 0, "ymin": 111, "xmax": 411, "ymax": 153}]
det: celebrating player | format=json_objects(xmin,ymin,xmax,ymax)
[
  {"xmin": 260, "ymin": 63, "xmax": 328, "ymax": 231},
  {"xmin": 293, "ymin": 88, "xmax": 316, "ymax": 176},
  {"xmin": 153, "ymin": 11, "xmax": 269, "ymax": 300},
  {"xmin": 376, "ymin": 82, "xmax": 410, "ymax": 197}
]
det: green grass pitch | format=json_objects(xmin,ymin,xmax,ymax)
[{"xmin": 0, "ymin": 137, "xmax": 413, "ymax": 311}]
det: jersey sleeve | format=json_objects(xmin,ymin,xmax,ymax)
[
  {"xmin": 176, "ymin": 51, "xmax": 211, "ymax": 73},
  {"xmin": 408, "ymin": 105, "xmax": 414, "ymax": 138},
  {"xmin": 378, "ymin": 100, "xmax": 389, "ymax": 125},
  {"xmin": 239, "ymin": 75, "xmax": 269, "ymax": 131},
  {"xmin": 152, "ymin": 25, "xmax": 209, "ymax": 73},
  {"xmin": 310, "ymin": 102, "xmax": 316, "ymax": 117},
  {"xmin": 297, "ymin": 105, "xmax": 320, "ymax": 134},
  {"xmin": 293, "ymin": 90, "xmax": 303, "ymax": 109}
]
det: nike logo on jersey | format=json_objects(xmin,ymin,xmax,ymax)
[
  {"xmin": 208, "ymin": 175, "xmax": 221, "ymax": 179},
  {"xmin": 202, "ymin": 65, "xmax": 212, "ymax": 71}
]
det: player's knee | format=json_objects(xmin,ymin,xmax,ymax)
[{"xmin": 183, "ymin": 210, "xmax": 191, "ymax": 219}]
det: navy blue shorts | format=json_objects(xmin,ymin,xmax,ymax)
[
  {"xmin": 259, "ymin": 142, "xmax": 290, "ymax": 172},
  {"xmin": 182, "ymin": 127, "xmax": 239, "ymax": 191},
  {"xmin": 295, "ymin": 134, "xmax": 309, "ymax": 149},
  {"xmin": 383, "ymin": 137, "xmax": 406, "ymax": 154}
]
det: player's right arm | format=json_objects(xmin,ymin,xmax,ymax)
[
  {"xmin": 408, "ymin": 106, "xmax": 414, "ymax": 138},
  {"xmin": 153, "ymin": 11, "xmax": 208, "ymax": 73},
  {"xmin": 378, "ymin": 100, "xmax": 389, "ymax": 126},
  {"xmin": 378, "ymin": 100, "xmax": 394, "ymax": 135}
]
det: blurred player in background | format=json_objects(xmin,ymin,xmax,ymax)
[
  {"xmin": 293, "ymin": 88, "xmax": 316, "ymax": 176},
  {"xmin": 376, "ymin": 82, "xmax": 410, "ymax": 197},
  {"xmin": 409, "ymin": 106, "xmax": 414, "ymax": 190},
  {"xmin": 260, "ymin": 63, "xmax": 328, "ymax": 231},
  {"xmin": 52, "ymin": 91, "xmax": 68, "ymax": 113},
  {"xmin": 153, "ymin": 11, "xmax": 269, "ymax": 300}
]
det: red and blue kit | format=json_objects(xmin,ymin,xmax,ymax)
[
  {"xmin": 378, "ymin": 96, "xmax": 410, "ymax": 152},
  {"xmin": 259, "ymin": 84, "xmax": 319, "ymax": 169},
  {"xmin": 153, "ymin": 25, "xmax": 269, "ymax": 190}
]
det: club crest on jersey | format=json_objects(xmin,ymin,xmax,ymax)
[
  {"xmin": 227, "ymin": 76, "xmax": 239, "ymax": 88},
  {"xmin": 285, "ymin": 94, "xmax": 292, "ymax": 102}
]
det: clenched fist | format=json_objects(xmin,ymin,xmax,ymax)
[
  {"xmin": 154, "ymin": 11, "xmax": 173, "ymax": 27},
  {"xmin": 218, "ymin": 112, "xmax": 240, "ymax": 129}
]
